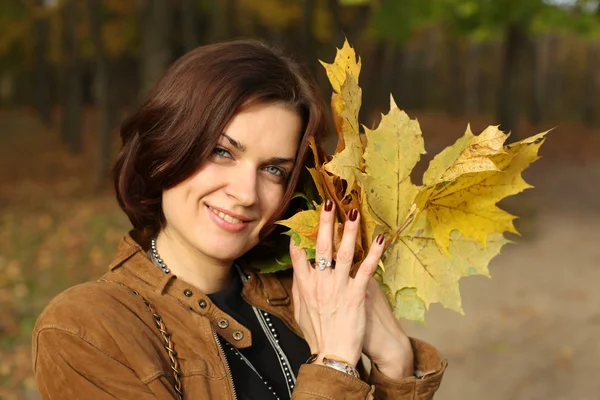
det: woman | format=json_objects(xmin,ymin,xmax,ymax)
[{"xmin": 32, "ymin": 39, "xmax": 446, "ymax": 400}]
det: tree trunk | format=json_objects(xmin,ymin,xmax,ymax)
[
  {"xmin": 465, "ymin": 39, "xmax": 480, "ymax": 116},
  {"xmin": 33, "ymin": 0, "xmax": 52, "ymax": 126},
  {"xmin": 226, "ymin": 0, "xmax": 238, "ymax": 38},
  {"xmin": 0, "ymin": 72, "xmax": 15, "ymax": 106},
  {"xmin": 381, "ymin": 41, "xmax": 397, "ymax": 103},
  {"xmin": 497, "ymin": 23, "xmax": 528, "ymax": 137},
  {"xmin": 181, "ymin": 0, "xmax": 198, "ymax": 51},
  {"xmin": 325, "ymin": 0, "xmax": 344, "ymax": 46},
  {"xmin": 583, "ymin": 39, "xmax": 599, "ymax": 128},
  {"xmin": 447, "ymin": 36, "xmax": 462, "ymax": 117},
  {"xmin": 141, "ymin": 0, "xmax": 173, "ymax": 96},
  {"xmin": 413, "ymin": 40, "xmax": 430, "ymax": 110},
  {"xmin": 60, "ymin": 0, "xmax": 83, "ymax": 154},
  {"xmin": 403, "ymin": 44, "xmax": 420, "ymax": 110},
  {"xmin": 347, "ymin": 6, "xmax": 370, "ymax": 45},
  {"xmin": 86, "ymin": 0, "xmax": 112, "ymax": 183},
  {"xmin": 545, "ymin": 34, "xmax": 563, "ymax": 119},
  {"xmin": 325, "ymin": 0, "xmax": 370, "ymax": 45},
  {"xmin": 422, "ymin": 28, "xmax": 439, "ymax": 110},
  {"xmin": 300, "ymin": 0, "xmax": 316, "ymax": 75},
  {"xmin": 209, "ymin": 0, "xmax": 227, "ymax": 42},
  {"xmin": 530, "ymin": 35, "xmax": 548, "ymax": 126}
]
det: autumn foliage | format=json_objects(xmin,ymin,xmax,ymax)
[{"xmin": 270, "ymin": 41, "xmax": 547, "ymax": 323}]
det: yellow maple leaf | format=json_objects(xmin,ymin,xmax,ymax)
[
  {"xmin": 390, "ymin": 288, "xmax": 426, "ymax": 322},
  {"xmin": 359, "ymin": 186, "xmax": 379, "ymax": 251},
  {"xmin": 416, "ymin": 130, "xmax": 548, "ymax": 253},
  {"xmin": 319, "ymin": 39, "xmax": 361, "ymax": 94},
  {"xmin": 324, "ymin": 74, "xmax": 364, "ymax": 196},
  {"xmin": 422, "ymin": 125, "xmax": 507, "ymax": 185},
  {"xmin": 277, "ymin": 207, "xmax": 320, "ymax": 250},
  {"xmin": 380, "ymin": 212, "xmax": 509, "ymax": 322},
  {"xmin": 262, "ymin": 40, "xmax": 547, "ymax": 324},
  {"xmin": 320, "ymin": 40, "xmax": 363, "ymax": 196},
  {"xmin": 360, "ymin": 95, "xmax": 425, "ymax": 232}
]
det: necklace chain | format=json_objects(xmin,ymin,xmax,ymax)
[
  {"xmin": 148, "ymin": 238, "xmax": 295, "ymax": 399},
  {"xmin": 150, "ymin": 238, "xmax": 170, "ymax": 274}
]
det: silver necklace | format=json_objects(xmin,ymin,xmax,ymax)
[
  {"xmin": 149, "ymin": 238, "xmax": 296, "ymax": 399},
  {"xmin": 236, "ymin": 265, "xmax": 296, "ymax": 397},
  {"xmin": 150, "ymin": 238, "xmax": 170, "ymax": 274}
]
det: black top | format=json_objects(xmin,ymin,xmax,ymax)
[{"xmin": 208, "ymin": 271, "xmax": 311, "ymax": 400}]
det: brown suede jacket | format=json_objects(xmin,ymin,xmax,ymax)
[{"xmin": 32, "ymin": 234, "xmax": 447, "ymax": 399}]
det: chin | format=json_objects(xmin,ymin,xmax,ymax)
[{"xmin": 199, "ymin": 237, "xmax": 254, "ymax": 263}]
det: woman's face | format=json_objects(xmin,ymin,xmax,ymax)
[{"xmin": 162, "ymin": 102, "xmax": 302, "ymax": 264}]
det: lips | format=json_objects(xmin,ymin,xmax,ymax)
[{"xmin": 207, "ymin": 206, "xmax": 249, "ymax": 224}]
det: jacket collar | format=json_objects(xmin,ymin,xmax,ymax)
[{"xmin": 106, "ymin": 233, "xmax": 302, "ymax": 347}]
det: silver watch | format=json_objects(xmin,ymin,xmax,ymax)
[{"xmin": 322, "ymin": 357, "xmax": 360, "ymax": 378}]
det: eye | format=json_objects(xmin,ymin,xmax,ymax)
[
  {"xmin": 212, "ymin": 147, "xmax": 232, "ymax": 159},
  {"xmin": 264, "ymin": 165, "xmax": 287, "ymax": 179}
]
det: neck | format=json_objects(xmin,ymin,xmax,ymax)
[{"xmin": 154, "ymin": 229, "xmax": 233, "ymax": 294}]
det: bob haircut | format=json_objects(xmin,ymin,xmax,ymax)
[{"xmin": 112, "ymin": 39, "xmax": 328, "ymax": 242}]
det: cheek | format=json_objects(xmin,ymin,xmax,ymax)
[
  {"xmin": 259, "ymin": 183, "xmax": 286, "ymax": 219},
  {"xmin": 161, "ymin": 188, "xmax": 185, "ymax": 223},
  {"xmin": 162, "ymin": 179, "xmax": 197, "ymax": 217}
]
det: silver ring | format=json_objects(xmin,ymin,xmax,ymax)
[{"xmin": 317, "ymin": 257, "xmax": 332, "ymax": 271}]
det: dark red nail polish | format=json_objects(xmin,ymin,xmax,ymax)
[
  {"xmin": 296, "ymin": 208, "xmax": 303, "ymax": 213},
  {"xmin": 348, "ymin": 208, "xmax": 358, "ymax": 222},
  {"xmin": 324, "ymin": 200, "xmax": 333, "ymax": 212},
  {"xmin": 376, "ymin": 234, "xmax": 385, "ymax": 245}
]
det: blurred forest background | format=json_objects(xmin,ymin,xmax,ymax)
[{"xmin": 1, "ymin": 0, "xmax": 600, "ymax": 399}]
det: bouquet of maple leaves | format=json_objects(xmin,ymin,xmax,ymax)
[{"xmin": 258, "ymin": 41, "xmax": 547, "ymax": 323}]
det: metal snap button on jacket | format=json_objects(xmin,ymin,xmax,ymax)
[
  {"xmin": 217, "ymin": 318, "xmax": 229, "ymax": 329},
  {"xmin": 232, "ymin": 330, "xmax": 244, "ymax": 341},
  {"xmin": 183, "ymin": 289, "xmax": 193, "ymax": 297},
  {"xmin": 198, "ymin": 299, "xmax": 207, "ymax": 309}
]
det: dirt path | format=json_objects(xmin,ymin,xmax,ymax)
[{"xmin": 406, "ymin": 161, "xmax": 600, "ymax": 400}]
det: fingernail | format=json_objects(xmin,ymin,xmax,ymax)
[
  {"xmin": 376, "ymin": 234, "xmax": 385, "ymax": 245},
  {"xmin": 348, "ymin": 208, "xmax": 358, "ymax": 222},
  {"xmin": 296, "ymin": 208, "xmax": 303, "ymax": 213},
  {"xmin": 324, "ymin": 199, "xmax": 333, "ymax": 212}
]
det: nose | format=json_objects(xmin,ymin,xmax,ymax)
[{"xmin": 225, "ymin": 165, "xmax": 258, "ymax": 207}]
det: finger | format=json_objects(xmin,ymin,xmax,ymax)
[
  {"xmin": 314, "ymin": 199, "xmax": 335, "ymax": 272},
  {"xmin": 354, "ymin": 233, "xmax": 385, "ymax": 291},
  {"xmin": 295, "ymin": 278, "xmax": 320, "ymax": 353},
  {"xmin": 334, "ymin": 208, "xmax": 360, "ymax": 281},
  {"xmin": 292, "ymin": 277, "xmax": 300, "ymax": 324},
  {"xmin": 289, "ymin": 238, "xmax": 310, "ymax": 279}
]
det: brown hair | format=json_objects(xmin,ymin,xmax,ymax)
[{"xmin": 112, "ymin": 39, "xmax": 328, "ymax": 242}]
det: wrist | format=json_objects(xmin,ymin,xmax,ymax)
[
  {"xmin": 318, "ymin": 348, "xmax": 361, "ymax": 367},
  {"xmin": 311, "ymin": 353, "xmax": 357, "ymax": 367},
  {"xmin": 312, "ymin": 354, "xmax": 361, "ymax": 378},
  {"xmin": 374, "ymin": 359, "xmax": 414, "ymax": 380},
  {"xmin": 371, "ymin": 341, "xmax": 414, "ymax": 380}
]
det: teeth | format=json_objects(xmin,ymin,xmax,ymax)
[{"xmin": 209, "ymin": 207, "xmax": 244, "ymax": 224}]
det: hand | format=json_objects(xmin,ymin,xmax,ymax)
[
  {"xmin": 363, "ymin": 278, "xmax": 414, "ymax": 380},
  {"xmin": 290, "ymin": 200, "xmax": 384, "ymax": 367}
]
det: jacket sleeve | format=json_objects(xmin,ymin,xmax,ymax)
[
  {"xmin": 292, "ymin": 364, "xmax": 375, "ymax": 399},
  {"xmin": 33, "ymin": 328, "xmax": 177, "ymax": 400},
  {"xmin": 368, "ymin": 338, "xmax": 447, "ymax": 399},
  {"xmin": 291, "ymin": 338, "xmax": 446, "ymax": 400}
]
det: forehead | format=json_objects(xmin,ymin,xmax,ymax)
[{"xmin": 224, "ymin": 103, "xmax": 302, "ymax": 157}]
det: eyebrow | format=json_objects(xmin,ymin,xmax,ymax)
[
  {"xmin": 221, "ymin": 133, "xmax": 296, "ymax": 164},
  {"xmin": 222, "ymin": 133, "xmax": 246, "ymax": 152},
  {"xmin": 267, "ymin": 157, "xmax": 296, "ymax": 165}
]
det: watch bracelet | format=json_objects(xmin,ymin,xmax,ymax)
[{"xmin": 322, "ymin": 356, "xmax": 360, "ymax": 378}]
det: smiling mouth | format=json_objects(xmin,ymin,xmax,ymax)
[{"xmin": 207, "ymin": 206, "xmax": 247, "ymax": 224}]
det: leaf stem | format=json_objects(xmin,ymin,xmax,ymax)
[{"xmin": 383, "ymin": 205, "xmax": 419, "ymax": 253}]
